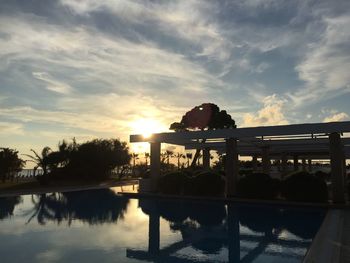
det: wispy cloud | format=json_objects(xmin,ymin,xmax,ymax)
[
  {"xmin": 0, "ymin": 122, "xmax": 23, "ymax": 135},
  {"xmin": 0, "ymin": 0, "xmax": 350, "ymax": 154},
  {"xmin": 291, "ymin": 15, "xmax": 350, "ymax": 106},
  {"xmin": 33, "ymin": 72, "xmax": 72, "ymax": 94}
]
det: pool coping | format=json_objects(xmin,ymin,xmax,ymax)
[
  {"xmin": 119, "ymin": 192, "xmax": 350, "ymax": 209},
  {"xmin": 303, "ymin": 209, "xmax": 345, "ymax": 263},
  {"xmin": 0, "ymin": 180, "xmax": 138, "ymax": 197}
]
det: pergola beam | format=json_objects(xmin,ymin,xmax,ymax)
[
  {"xmin": 130, "ymin": 121, "xmax": 350, "ymax": 202},
  {"xmin": 130, "ymin": 121, "xmax": 350, "ymax": 143}
]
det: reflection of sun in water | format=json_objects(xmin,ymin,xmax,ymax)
[{"xmin": 130, "ymin": 118, "xmax": 168, "ymax": 153}]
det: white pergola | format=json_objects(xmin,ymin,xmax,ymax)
[{"xmin": 130, "ymin": 121, "xmax": 350, "ymax": 203}]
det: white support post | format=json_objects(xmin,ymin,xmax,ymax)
[
  {"xmin": 225, "ymin": 138, "xmax": 238, "ymax": 196},
  {"xmin": 308, "ymin": 159, "xmax": 312, "ymax": 172},
  {"xmin": 302, "ymin": 158, "xmax": 307, "ymax": 171},
  {"xmin": 293, "ymin": 155, "xmax": 299, "ymax": 171},
  {"xmin": 281, "ymin": 154, "xmax": 288, "ymax": 177},
  {"xmin": 203, "ymin": 147, "xmax": 210, "ymax": 170},
  {"xmin": 329, "ymin": 132, "xmax": 345, "ymax": 203},
  {"xmin": 150, "ymin": 142, "xmax": 161, "ymax": 191},
  {"xmin": 252, "ymin": 155, "xmax": 258, "ymax": 172},
  {"xmin": 262, "ymin": 146, "xmax": 270, "ymax": 174}
]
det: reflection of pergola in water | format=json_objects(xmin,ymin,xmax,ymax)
[
  {"xmin": 126, "ymin": 204, "xmax": 310, "ymax": 263},
  {"xmin": 130, "ymin": 121, "xmax": 350, "ymax": 203}
]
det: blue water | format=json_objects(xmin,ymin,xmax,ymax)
[{"xmin": 0, "ymin": 188, "xmax": 325, "ymax": 263}]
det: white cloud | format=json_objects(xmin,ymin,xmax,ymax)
[
  {"xmin": 242, "ymin": 94, "xmax": 289, "ymax": 127},
  {"xmin": 291, "ymin": 15, "xmax": 350, "ymax": 106},
  {"xmin": 33, "ymin": 72, "xmax": 72, "ymax": 94},
  {"xmin": 0, "ymin": 122, "xmax": 24, "ymax": 135},
  {"xmin": 59, "ymin": 0, "xmax": 231, "ymax": 61},
  {"xmin": 323, "ymin": 112, "xmax": 349, "ymax": 122}
]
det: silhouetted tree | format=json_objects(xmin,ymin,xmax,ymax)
[
  {"xmin": 185, "ymin": 153, "xmax": 192, "ymax": 168},
  {"xmin": 174, "ymin": 153, "xmax": 185, "ymax": 169},
  {"xmin": 170, "ymin": 103, "xmax": 236, "ymax": 167},
  {"xmin": 66, "ymin": 139, "xmax": 131, "ymax": 180},
  {"xmin": 131, "ymin": 153, "xmax": 139, "ymax": 176},
  {"xmin": 144, "ymin": 152, "xmax": 150, "ymax": 166},
  {"xmin": 0, "ymin": 148, "xmax": 25, "ymax": 182},
  {"xmin": 23, "ymin": 147, "xmax": 52, "ymax": 185}
]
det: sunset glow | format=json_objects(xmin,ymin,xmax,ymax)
[{"xmin": 130, "ymin": 118, "xmax": 167, "ymax": 138}]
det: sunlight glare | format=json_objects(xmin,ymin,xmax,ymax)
[{"xmin": 130, "ymin": 118, "xmax": 165, "ymax": 138}]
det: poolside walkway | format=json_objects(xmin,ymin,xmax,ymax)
[
  {"xmin": 0, "ymin": 179, "xmax": 138, "ymax": 197},
  {"xmin": 303, "ymin": 208, "xmax": 350, "ymax": 263},
  {"xmin": 340, "ymin": 210, "xmax": 350, "ymax": 262}
]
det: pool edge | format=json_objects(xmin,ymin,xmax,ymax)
[{"xmin": 303, "ymin": 209, "xmax": 345, "ymax": 263}]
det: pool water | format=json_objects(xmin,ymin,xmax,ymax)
[{"xmin": 0, "ymin": 188, "xmax": 325, "ymax": 263}]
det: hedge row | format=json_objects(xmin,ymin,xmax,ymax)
[
  {"xmin": 237, "ymin": 171, "xmax": 328, "ymax": 202},
  {"xmin": 158, "ymin": 171, "xmax": 225, "ymax": 197},
  {"xmin": 158, "ymin": 170, "xmax": 329, "ymax": 202}
]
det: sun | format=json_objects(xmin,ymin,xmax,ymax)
[
  {"xmin": 129, "ymin": 118, "xmax": 168, "ymax": 153},
  {"xmin": 130, "ymin": 118, "xmax": 167, "ymax": 139}
]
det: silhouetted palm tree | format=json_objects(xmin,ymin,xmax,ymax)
[
  {"xmin": 174, "ymin": 153, "xmax": 185, "ymax": 169},
  {"xmin": 144, "ymin": 152, "xmax": 150, "ymax": 166},
  {"xmin": 165, "ymin": 150, "xmax": 174, "ymax": 165},
  {"xmin": 23, "ymin": 147, "xmax": 52, "ymax": 179},
  {"xmin": 131, "ymin": 153, "xmax": 139, "ymax": 175}
]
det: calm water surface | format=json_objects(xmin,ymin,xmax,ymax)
[{"xmin": 0, "ymin": 188, "xmax": 325, "ymax": 263}]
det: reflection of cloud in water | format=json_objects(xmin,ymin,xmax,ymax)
[{"xmin": 0, "ymin": 192, "xmax": 325, "ymax": 263}]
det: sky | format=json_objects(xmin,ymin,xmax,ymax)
[{"xmin": 0, "ymin": 0, "xmax": 350, "ymax": 157}]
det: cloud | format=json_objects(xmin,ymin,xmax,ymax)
[
  {"xmin": 59, "ymin": 0, "xmax": 231, "ymax": 61},
  {"xmin": 323, "ymin": 112, "xmax": 349, "ymax": 122},
  {"xmin": 1, "ymin": 0, "xmax": 350, "ymax": 157},
  {"xmin": 242, "ymin": 94, "xmax": 289, "ymax": 127},
  {"xmin": 291, "ymin": 15, "xmax": 350, "ymax": 106},
  {"xmin": 0, "ymin": 122, "xmax": 23, "ymax": 135},
  {"xmin": 33, "ymin": 72, "xmax": 72, "ymax": 94}
]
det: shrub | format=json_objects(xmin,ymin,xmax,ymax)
[
  {"xmin": 237, "ymin": 173, "xmax": 280, "ymax": 199},
  {"xmin": 190, "ymin": 171, "xmax": 225, "ymax": 196},
  {"xmin": 65, "ymin": 139, "xmax": 130, "ymax": 180},
  {"xmin": 158, "ymin": 171, "xmax": 190, "ymax": 195},
  {"xmin": 0, "ymin": 148, "xmax": 25, "ymax": 183},
  {"xmin": 314, "ymin": 170, "xmax": 330, "ymax": 181},
  {"xmin": 281, "ymin": 171, "xmax": 328, "ymax": 203}
]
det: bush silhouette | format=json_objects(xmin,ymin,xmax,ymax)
[
  {"xmin": 281, "ymin": 171, "xmax": 328, "ymax": 202},
  {"xmin": 0, "ymin": 148, "xmax": 25, "ymax": 183},
  {"xmin": 314, "ymin": 170, "xmax": 330, "ymax": 181},
  {"xmin": 190, "ymin": 171, "xmax": 225, "ymax": 196},
  {"xmin": 237, "ymin": 173, "xmax": 280, "ymax": 199},
  {"xmin": 158, "ymin": 170, "xmax": 225, "ymax": 196},
  {"xmin": 158, "ymin": 171, "xmax": 190, "ymax": 195}
]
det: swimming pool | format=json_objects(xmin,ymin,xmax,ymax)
[{"xmin": 0, "ymin": 188, "xmax": 325, "ymax": 263}]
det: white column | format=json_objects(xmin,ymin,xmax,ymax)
[
  {"xmin": 302, "ymin": 158, "xmax": 307, "ymax": 171},
  {"xmin": 281, "ymin": 154, "xmax": 288, "ymax": 177},
  {"xmin": 293, "ymin": 155, "xmax": 299, "ymax": 171},
  {"xmin": 150, "ymin": 142, "xmax": 161, "ymax": 191},
  {"xmin": 225, "ymin": 138, "xmax": 239, "ymax": 196},
  {"xmin": 252, "ymin": 155, "xmax": 258, "ymax": 172},
  {"xmin": 329, "ymin": 132, "xmax": 345, "ymax": 203},
  {"xmin": 308, "ymin": 159, "xmax": 312, "ymax": 172},
  {"xmin": 203, "ymin": 147, "xmax": 210, "ymax": 170},
  {"xmin": 262, "ymin": 146, "xmax": 270, "ymax": 174}
]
